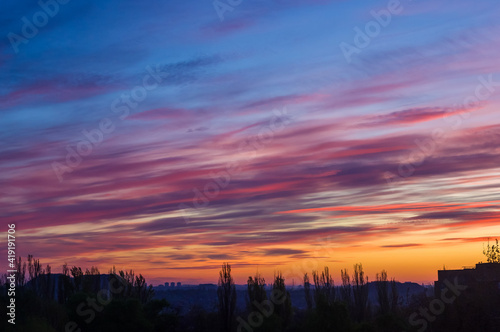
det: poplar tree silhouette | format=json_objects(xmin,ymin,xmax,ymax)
[
  {"xmin": 340, "ymin": 268, "xmax": 352, "ymax": 305},
  {"xmin": 390, "ymin": 278, "xmax": 399, "ymax": 313},
  {"xmin": 312, "ymin": 266, "xmax": 335, "ymax": 307},
  {"xmin": 303, "ymin": 273, "xmax": 313, "ymax": 310},
  {"xmin": 376, "ymin": 269, "xmax": 389, "ymax": 315},
  {"xmin": 352, "ymin": 263, "xmax": 369, "ymax": 321},
  {"xmin": 218, "ymin": 262, "xmax": 236, "ymax": 332},
  {"xmin": 247, "ymin": 273, "xmax": 267, "ymax": 312},
  {"xmin": 273, "ymin": 271, "xmax": 292, "ymax": 330}
]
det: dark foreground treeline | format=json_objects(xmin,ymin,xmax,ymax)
[
  {"xmin": 209, "ymin": 263, "xmax": 500, "ymax": 332},
  {"xmin": 1, "ymin": 256, "xmax": 500, "ymax": 332},
  {"xmin": 1, "ymin": 255, "xmax": 177, "ymax": 331}
]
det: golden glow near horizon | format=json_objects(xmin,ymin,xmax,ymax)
[{"xmin": 23, "ymin": 218, "xmax": 498, "ymax": 286}]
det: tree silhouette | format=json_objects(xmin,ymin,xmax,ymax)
[
  {"xmin": 304, "ymin": 267, "xmax": 350, "ymax": 331},
  {"xmin": 247, "ymin": 273, "xmax": 267, "ymax": 312},
  {"xmin": 483, "ymin": 238, "xmax": 500, "ymax": 263},
  {"xmin": 85, "ymin": 266, "xmax": 100, "ymax": 275},
  {"xmin": 70, "ymin": 266, "xmax": 83, "ymax": 291},
  {"xmin": 340, "ymin": 268, "xmax": 352, "ymax": 305},
  {"xmin": 62, "ymin": 262, "xmax": 70, "ymax": 277},
  {"xmin": 312, "ymin": 266, "xmax": 335, "ymax": 307},
  {"xmin": 303, "ymin": 273, "xmax": 313, "ymax": 310},
  {"xmin": 272, "ymin": 271, "xmax": 292, "ymax": 330},
  {"xmin": 15, "ymin": 256, "xmax": 26, "ymax": 287},
  {"xmin": 135, "ymin": 274, "xmax": 154, "ymax": 304},
  {"xmin": 42, "ymin": 263, "xmax": 53, "ymax": 300},
  {"xmin": 218, "ymin": 262, "xmax": 236, "ymax": 332},
  {"xmin": 390, "ymin": 278, "xmax": 399, "ymax": 313},
  {"xmin": 352, "ymin": 263, "xmax": 369, "ymax": 321},
  {"xmin": 119, "ymin": 269, "xmax": 136, "ymax": 298},
  {"xmin": 376, "ymin": 269, "xmax": 389, "ymax": 315}
]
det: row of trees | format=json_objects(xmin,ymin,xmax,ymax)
[
  {"xmin": 0, "ymin": 255, "xmax": 173, "ymax": 332},
  {"xmin": 212, "ymin": 239, "xmax": 500, "ymax": 332},
  {"xmin": 1, "ymin": 256, "xmax": 154, "ymax": 305},
  {"xmin": 216, "ymin": 262, "xmax": 408, "ymax": 332},
  {"xmin": 2, "ymin": 240, "xmax": 499, "ymax": 331}
]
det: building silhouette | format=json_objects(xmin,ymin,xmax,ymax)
[{"xmin": 434, "ymin": 262, "xmax": 500, "ymax": 297}]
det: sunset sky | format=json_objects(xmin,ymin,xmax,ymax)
[{"xmin": 1, "ymin": 0, "xmax": 500, "ymax": 286}]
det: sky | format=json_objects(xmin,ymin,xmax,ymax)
[{"xmin": 1, "ymin": 0, "xmax": 500, "ymax": 286}]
